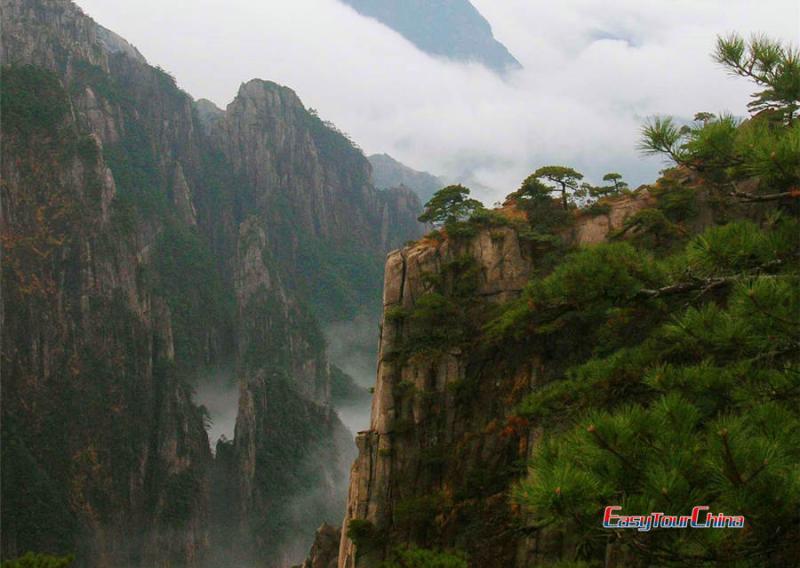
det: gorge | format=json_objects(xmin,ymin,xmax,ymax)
[
  {"xmin": 1, "ymin": 0, "xmax": 423, "ymax": 565},
  {"xmin": 2, "ymin": 1, "xmax": 799, "ymax": 568}
]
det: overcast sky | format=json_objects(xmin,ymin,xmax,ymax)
[{"xmin": 75, "ymin": 0, "xmax": 798, "ymax": 203}]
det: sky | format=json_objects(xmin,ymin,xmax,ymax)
[{"xmin": 75, "ymin": 0, "xmax": 798, "ymax": 204}]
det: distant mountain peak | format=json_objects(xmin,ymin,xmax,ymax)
[
  {"xmin": 368, "ymin": 153, "xmax": 444, "ymax": 204},
  {"xmin": 95, "ymin": 24, "xmax": 147, "ymax": 64},
  {"xmin": 339, "ymin": 0, "xmax": 521, "ymax": 74}
]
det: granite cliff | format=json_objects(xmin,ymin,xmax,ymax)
[
  {"xmin": 0, "ymin": 0, "xmax": 423, "ymax": 565},
  {"xmin": 368, "ymin": 153, "xmax": 443, "ymax": 206},
  {"xmin": 335, "ymin": 191, "xmax": 685, "ymax": 567}
]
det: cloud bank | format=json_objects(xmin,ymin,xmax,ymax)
[{"xmin": 75, "ymin": 0, "xmax": 797, "ymax": 203}]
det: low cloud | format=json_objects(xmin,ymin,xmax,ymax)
[
  {"xmin": 193, "ymin": 367, "xmax": 238, "ymax": 450},
  {"xmin": 76, "ymin": 0, "xmax": 797, "ymax": 203}
]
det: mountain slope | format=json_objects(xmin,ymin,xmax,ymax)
[
  {"xmin": 339, "ymin": 0, "xmax": 521, "ymax": 73},
  {"xmin": 368, "ymin": 153, "xmax": 443, "ymax": 205},
  {"xmin": 336, "ymin": 179, "xmax": 799, "ymax": 566},
  {"xmin": 0, "ymin": 0, "xmax": 423, "ymax": 565}
]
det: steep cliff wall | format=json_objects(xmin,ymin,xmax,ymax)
[
  {"xmin": 0, "ymin": 0, "xmax": 423, "ymax": 565},
  {"xmin": 333, "ymin": 168, "xmax": 785, "ymax": 567},
  {"xmin": 338, "ymin": 227, "xmax": 541, "ymax": 568},
  {"xmin": 0, "ymin": 57, "xmax": 212, "ymax": 567},
  {"xmin": 336, "ymin": 193, "xmax": 669, "ymax": 567}
]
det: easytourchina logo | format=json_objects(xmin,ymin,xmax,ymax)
[{"xmin": 603, "ymin": 506, "xmax": 745, "ymax": 532}]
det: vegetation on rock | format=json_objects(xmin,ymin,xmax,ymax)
[
  {"xmin": 371, "ymin": 31, "xmax": 799, "ymax": 567},
  {"xmin": 509, "ymin": 33, "xmax": 800, "ymax": 566}
]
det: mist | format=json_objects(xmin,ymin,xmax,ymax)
[
  {"xmin": 325, "ymin": 311, "xmax": 380, "ymax": 389},
  {"xmin": 325, "ymin": 311, "xmax": 380, "ymax": 434},
  {"xmin": 193, "ymin": 366, "xmax": 239, "ymax": 451},
  {"xmin": 74, "ymin": 0, "xmax": 797, "ymax": 203}
]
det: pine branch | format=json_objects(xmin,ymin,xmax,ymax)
[
  {"xmin": 746, "ymin": 291, "xmax": 800, "ymax": 328},
  {"xmin": 636, "ymin": 277, "xmax": 731, "ymax": 299},
  {"xmin": 586, "ymin": 425, "xmax": 632, "ymax": 467},
  {"xmin": 730, "ymin": 189, "xmax": 800, "ymax": 202},
  {"xmin": 636, "ymin": 261, "xmax": 785, "ymax": 299},
  {"xmin": 718, "ymin": 429, "xmax": 744, "ymax": 487},
  {"xmin": 744, "ymin": 459, "xmax": 770, "ymax": 485}
]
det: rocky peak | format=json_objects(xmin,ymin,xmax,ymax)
[
  {"xmin": 295, "ymin": 523, "xmax": 342, "ymax": 568},
  {"xmin": 95, "ymin": 24, "xmax": 147, "ymax": 64},
  {"xmin": 0, "ymin": 0, "xmax": 143, "ymax": 73},
  {"xmin": 193, "ymin": 97, "xmax": 224, "ymax": 128},
  {"xmin": 338, "ymin": 0, "xmax": 521, "ymax": 74},
  {"xmin": 235, "ymin": 77, "xmax": 304, "ymax": 107},
  {"xmin": 368, "ymin": 153, "xmax": 443, "ymax": 204},
  {"xmin": 336, "ymin": 192, "xmax": 668, "ymax": 567}
]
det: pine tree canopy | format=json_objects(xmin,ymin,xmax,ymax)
[{"xmin": 505, "ymin": 32, "xmax": 800, "ymax": 566}]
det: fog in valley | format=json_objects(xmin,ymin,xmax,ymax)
[
  {"xmin": 325, "ymin": 311, "xmax": 381, "ymax": 435},
  {"xmin": 194, "ymin": 367, "xmax": 239, "ymax": 451}
]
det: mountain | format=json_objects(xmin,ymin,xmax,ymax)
[
  {"xmin": 336, "ymin": 200, "xmax": 653, "ymax": 567},
  {"xmin": 335, "ymin": 180, "xmax": 799, "ymax": 567},
  {"xmin": 339, "ymin": 0, "xmax": 521, "ymax": 73},
  {"xmin": 368, "ymin": 153, "xmax": 443, "ymax": 205},
  {"xmin": 0, "ymin": 0, "xmax": 423, "ymax": 565}
]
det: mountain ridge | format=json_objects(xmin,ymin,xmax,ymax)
[
  {"xmin": 0, "ymin": 0, "xmax": 423, "ymax": 564},
  {"xmin": 339, "ymin": 0, "xmax": 521, "ymax": 73}
]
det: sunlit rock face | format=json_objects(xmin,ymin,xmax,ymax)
[
  {"xmin": 337, "ymin": 226, "xmax": 541, "ymax": 568},
  {"xmin": 335, "ymin": 194, "xmax": 669, "ymax": 568}
]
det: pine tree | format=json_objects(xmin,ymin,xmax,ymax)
[
  {"xmin": 508, "ymin": 33, "xmax": 800, "ymax": 566},
  {"xmin": 418, "ymin": 185, "xmax": 484, "ymax": 227},
  {"xmin": 529, "ymin": 166, "xmax": 585, "ymax": 209}
]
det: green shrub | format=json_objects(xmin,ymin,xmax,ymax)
[
  {"xmin": 394, "ymin": 380, "xmax": 417, "ymax": 399},
  {"xmin": 394, "ymin": 493, "xmax": 446, "ymax": 532},
  {"xmin": 379, "ymin": 547, "xmax": 467, "ymax": 568},
  {"xmin": 346, "ymin": 519, "xmax": 382, "ymax": 550},
  {"xmin": 1, "ymin": 553, "xmax": 75, "ymax": 568},
  {"xmin": 1, "ymin": 65, "xmax": 69, "ymax": 137}
]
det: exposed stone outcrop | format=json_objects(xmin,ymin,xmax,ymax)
[
  {"xmin": 1, "ymin": 0, "xmax": 423, "ymax": 566},
  {"xmin": 338, "ymin": 227, "xmax": 540, "ymax": 568},
  {"xmin": 297, "ymin": 524, "xmax": 342, "ymax": 568},
  {"xmin": 572, "ymin": 191, "xmax": 656, "ymax": 244},
  {"xmin": 336, "ymin": 193, "xmax": 665, "ymax": 567}
]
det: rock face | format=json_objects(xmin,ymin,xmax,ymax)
[
  {"xmin": 572, "ymin": 191, "xmax": 657, "ymax": 245},
  {"xmin": 0, "ymin": 0, "xmax": 423, "ymax": 565},
  {"xmin": 368, "ymin": 153, "xmax": 443, "ymax": 205},
  {"xmin": 338, "ymin": 226, "xmax": 543, "ymax": 568},
  {"xmin": 296, "ymin": 524, "xmax": 342, "ymax": 568},
  {"xmin": 336, "ymin": 193, "xmax": 666, "ymax": 567},
  {"xmin": 339, "ymin": 0, "xmax": 521, "ymax": 74}
]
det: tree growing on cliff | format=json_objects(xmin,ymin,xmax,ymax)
[
  {"xmin": 578, "ymin": 173, "xmax": 629, "ymax": 202},
  {"xmin": 509, "ymin": 32, "xmax": 800, "ymax": 567},
  {"xmin": 509, "ymin": 176, "xmax": 570, "ymax": 236},
  {"xmin": 528, "ymin": 166, "xmax": 585, "ymax": 209},
  {"xmin": 418, "ymin": 185, "xmax": 484, "ymax": 227},
  {"xmin": 600, "ymin": 172, "xmax": 628, "ymax": 195},
  {"xmin": 640, "ymin": 34, "xmax": 799, "ymax": 203},
  {"xmin": 714, "ymin": 33, "xmax": 800, "ymax": 123}
]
